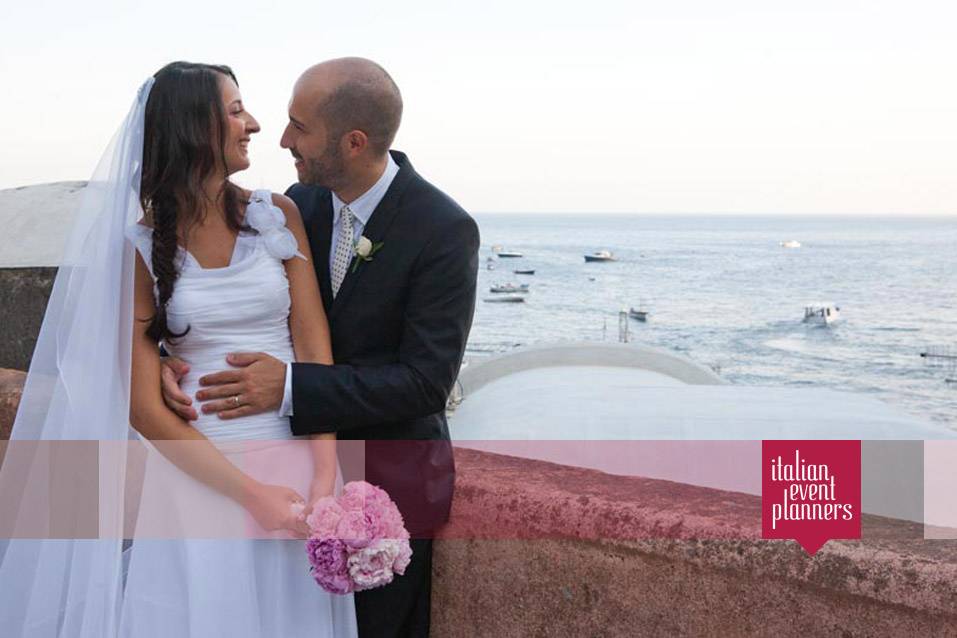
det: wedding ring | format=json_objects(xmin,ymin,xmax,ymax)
[{"xmin": 231, "ymin": 395, "xmax": 241, "ymax": 408}]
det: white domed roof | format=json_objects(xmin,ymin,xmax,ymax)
[{"xmin": 0, "ymin": 181, "xmax": 86, "ymax": 267}]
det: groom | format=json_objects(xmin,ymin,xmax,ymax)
[{"xmin": 163, "ymin": 58, "xmax": 479, "ymax": 637}]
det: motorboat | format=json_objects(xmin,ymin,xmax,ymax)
[
  {"xmin": 514, "ymin": 269, "xmax": 535, "ymax": 275},
  {"xmin": 629, "ymin": 307, "xmax": 649, "ymax": 322},
  {"xmin": 780, "ymin": 240, "xmax": 802, "ymax": 249},
  {"xmin": 483, "ymin": 296, "xmax": 526, "ymax": 303},
  {"xmin": 493, "ymin": 246, "xmax": 524, "ymax": 258},
  {"xmin": 584, "ymin": 251, "xmax": 616, "ymax": 262},
  {"xmin": 802, "ymin": 303, "xmax": 841, "ymax": 326},
  {"xmin": 490, "ymin": 283, "xmax": 529, "ymax": 294}
]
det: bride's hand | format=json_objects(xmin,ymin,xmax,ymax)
[
  {"xmin": 160, "ymin": 356, "xmax": 199, "ymax": 421},
  {"xmin": 302, "ymin": 476, "xmax": 335, "ymax": 519},
  {"xmin": 242, "ymin": 480, "xmax": 310, "ymax": 538}
]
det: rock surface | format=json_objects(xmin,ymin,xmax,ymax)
[
  {"xmin": 0, "ymin": 368, "xmax": 25, "ymax": 466},
  {"xmin": 0, "ymin": 368, "xmax": 25, "ymax": 441}
]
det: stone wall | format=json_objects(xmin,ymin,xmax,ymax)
[
  {"xmin": 433, "ymin": 448, "xmax": 957, "ymax": 637},
  {"xmin": 0, "ymin": 267, "xmax": 56, "ymax": 371}
]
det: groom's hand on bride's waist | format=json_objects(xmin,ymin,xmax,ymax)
[{"xmin": 193, "ymin": 352, "xmax": 286, "ymax": 419}]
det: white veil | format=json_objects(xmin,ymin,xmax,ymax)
[{"xmin": 0, "ymin": 77, "xmax": 154, "ymax": 636}]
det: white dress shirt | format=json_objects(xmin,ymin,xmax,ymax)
[{"xmin": 279, "ymin": 154, "xmax": 400, "ymax": 417}]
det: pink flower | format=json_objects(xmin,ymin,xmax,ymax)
[
  {"xmin": 340, "ymin": 481, "xmax": 391, "ymax": 511},
  {"xmin": 336, "ymin": 510, "xmax": 377, "ymax": 549},
  {"xmin": 306, "ymin": 496, "xmax": 345, "ymax": 538},
  {"xmin": 306, "ymin": 537, "xmax": 352, "ymax": 595}
]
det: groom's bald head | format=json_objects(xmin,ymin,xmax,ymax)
[{"xmin": 296, "ymin": 58, "xmax": 402, "ymax": 155}]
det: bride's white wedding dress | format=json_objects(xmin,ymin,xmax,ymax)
[{"xmin": 120, "ymin": 190, "xmax": 356, "ymax": 637}]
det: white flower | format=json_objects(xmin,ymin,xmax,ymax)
[
  {"xmin": 347, "ymin": 540, "xmax": 400, "ymax": 591},
  {"xmin": 355, "ymin": 236, "xmax": 374, "ymax": 258},
  {"xmin": 350, "ymin": 236, "xmax": 384, "ymax": 273},
  {"xmin": 262, "ymin": 228, "xmax": 300, "ymax": 260},
  {"xmin": 246, "ymin": 201, "xmax": 284, "ymax": 232},
  {"xmin": 245, "ymin": 195, "xmax": 305, "ymax": 261},
  {"xmin": 289, "ymin": 501, "xmax": 306, "ymax": 520}
]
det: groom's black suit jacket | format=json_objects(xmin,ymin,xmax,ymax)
[{"xmin": 285, "ymin": 150, "xmax": 479, "ymax": 535}]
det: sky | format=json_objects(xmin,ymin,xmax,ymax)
[{"xmin": 1, "ymin": 0, "xmax": 955, "ymax": 214}]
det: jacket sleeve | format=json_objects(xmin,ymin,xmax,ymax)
[{"xmin": 288, "ymin": 215, "xmax": 479, "ymax": 435}]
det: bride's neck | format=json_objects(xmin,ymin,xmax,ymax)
[
  {"xmin": 197, "ymin": 176, "xmax": 230, "ymax": 224},
  {"xmin": 202, "ymin": 175, "xmax": 228, "ymax": 202}
]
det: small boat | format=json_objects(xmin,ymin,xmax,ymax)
[
  {"xmin": 514, "ymin": 269, "xmax": 535, "ymax": 275},
  {"xmin": 490, "ymin": 283, "xmax": 529, "ymax": 294},
  {"xmin": 803, "ymin": 304, "xmax": 841, "ymax": 326},
  {"xmin": 629, "ymin": 307, "xmax": 649, "ymax": 322},
  {"xmin": 484, "ymin": 296, "xmax": 526, "ymax": 303},
  {"xmin": 486, "ymin": 263, "xmax": 495, "ymax": 271},
  {"xmin": 492, "ymin": 246, "xmax": 524, "ymax": 258},
  {"xmin": 780, "ymin": 240, "xmax": 802, "ymax": 249},
  {"xmin": 584, "ymin": 250, "xmax": 616, "ymax": 263}
]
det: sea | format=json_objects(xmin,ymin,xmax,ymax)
[{"xmin": 466, "ymin": 214, "xmax": 957, "ymax": 429}]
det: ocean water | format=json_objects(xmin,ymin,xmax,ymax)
[{"xmin": 467, "ymin": 214, "xmax": 957, "ymax": 428}]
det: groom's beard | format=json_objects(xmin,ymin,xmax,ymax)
[{"xmin": 300, "ymin": 139, "xmax": 347, "ymax": 190}]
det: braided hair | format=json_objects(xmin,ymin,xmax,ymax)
[{"xmin": 139, "ymin": 61, "xmax": 246, "ymax": 343}]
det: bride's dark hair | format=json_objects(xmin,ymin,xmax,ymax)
[{"xmin": 140, "ymin": 61, "xmax": 247, "ymax": 343}]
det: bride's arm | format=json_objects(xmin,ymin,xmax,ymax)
[
  {"xmin": 130, "ymin": 253, "xmax": 307, "ymax": 533},
  {"xmin": 273, "ymin": 193, "xmax": 337, "ymax": 498}
]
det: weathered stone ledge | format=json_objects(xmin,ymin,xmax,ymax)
[{"xmin": 433, "ymin": 447, "xmax": 957, "ymax": 636}]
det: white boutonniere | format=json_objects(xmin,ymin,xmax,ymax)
[{"xmin": 351, "ymin": 236, "xmax": 385, "ymax": 273}]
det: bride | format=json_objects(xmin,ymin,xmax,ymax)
[{"xmin": 0, "ymin": 62, "xmax": 357, "ymax": 637}]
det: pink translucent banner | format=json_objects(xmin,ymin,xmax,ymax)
[{"xmin": 0, "ymin": 440, "xmax": 949, "ymax": 543}]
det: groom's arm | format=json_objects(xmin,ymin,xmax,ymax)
[{"xmin": 288, "ymin": 214, "xmax": 479, "ymax": 435}]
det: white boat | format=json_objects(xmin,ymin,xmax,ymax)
[
  {"xmin": 490, "ymin": 283, "xmax": 529, "ymax": 294},
  {"xmin": 780, "ymin": 240, "xmax": 802, "ymax": 249},
  {"xmin": 483, "ymin": 295, "xmax": 526, "ymax": 303},
  {"xmin": 803, "ymin": 303, "xmax": 841, "ymax": 326},
  {"xmin": 584, "ymin": 251, "xmax": 616, "ymax": 263},
  {"xmin": 493, "ymin": 246, "xmax": 524, "ymax": 258}
]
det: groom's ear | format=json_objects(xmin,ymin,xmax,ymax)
[{"xmin": 344, "ymin": 130, "xmax": 369, "ymax": 155}]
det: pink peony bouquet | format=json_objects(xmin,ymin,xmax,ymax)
[{"xmin": 304, "ymin": 481, "xmax": 412, "ymax": 595}]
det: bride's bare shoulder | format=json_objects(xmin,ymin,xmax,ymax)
[{"xmin": 270, "ymin": 192, "xmax": 302, "ymax": 223}]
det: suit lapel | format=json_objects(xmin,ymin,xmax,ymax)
[
  {"xmin": 308, "ymin": 188, "xmax": 335, "ymax": 313},
  {"xmin": 330, "ymin": 151, "xmax": 416, "ymax": 320}
]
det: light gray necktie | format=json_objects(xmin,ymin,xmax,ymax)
[{"xmin": 331, "ymin": 204, "xmax": 355, "ymax": 297}]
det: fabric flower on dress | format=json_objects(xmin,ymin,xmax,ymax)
[{"xmin": 246, "ymin": 195, "xmax": 306, "ymax": 261}]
